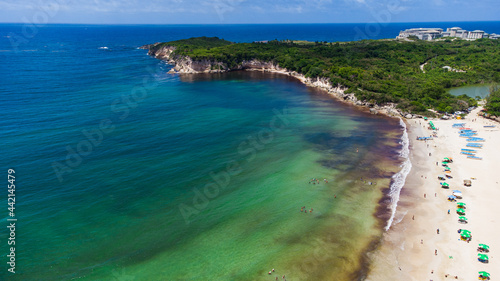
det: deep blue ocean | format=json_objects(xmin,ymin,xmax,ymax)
[{"xmin": 1, "ymin": 22, "xmax": 499, "ymax": 280}]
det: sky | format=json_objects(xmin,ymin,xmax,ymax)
[{"xmin": 0, "ymin": 0, "xmax": 499, "ymax": 24}]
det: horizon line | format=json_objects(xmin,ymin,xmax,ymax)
[{"xmin": 1, "ymin": 20, "xmax": 500, "ymax": 26}]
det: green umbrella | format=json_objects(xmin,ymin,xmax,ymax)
[
  {"xmin": 478, "ymin": 254, "xmax": 489, "ymax": 261},
  {"xmin": 442, "ymin": 182, "xmax": 450, "ymax": 187},
  {"xmin": 479, "ymin": 271, "xmax": 490, "ymax": 277},
  {"xmin": 461, "ymin": 232, "xmax": 471, "ymax": 238},
  {"xmin": 461, "ymin": 229, "xmax": 471, "ymax": 234},
  {"xmin": 442, "ymin": 162, "xmax": 449, "ymax": 165},
  {"xmin": 479, "ymin": 244, "xmax": 490, "ymax": 250},
  {"xmin": 457, "ymin": 209, "xmax": 465, "ymax": 214},
  {"xmin": 457, "ymin": 202, "xmax": 466, "ymax": 206},
  {"xmin": 458, "ymin": 216, "xmax": 467, "ymax": 221},
  {"xmin": 445, "ymin": 167, "xmax": 451, "ymax": 170}
]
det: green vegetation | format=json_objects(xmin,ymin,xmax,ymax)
[
  {"xmin": 485, "ymin": 85, "xmax": 500, "ymax": 116},
  {"xmin": 150, "ymin": 37, "xmax": 500, "ymax": 114}
]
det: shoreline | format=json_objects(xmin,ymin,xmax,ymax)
[
  {"xmin": 367, "ymin": 107, "xmax": 500, "ymax": 281},
  {"xmin": 142, "ymin": 44, "xmax": 403, "ymax": 119},
  {"xmin": 143, "ymin": 45, "xmax": 500, "ymax": 280}
]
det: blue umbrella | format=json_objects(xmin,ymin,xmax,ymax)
[
  {"xmin": 448, "ymin": 195, "xmax": 456, "ymax": 199},
  {"xmin": 453, "ymin": 190, "xmax": 462, "ymax": 193}
]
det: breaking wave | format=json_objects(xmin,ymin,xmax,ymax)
[{"xmin": 385, "ymin": 118, "xmax": 412, "ymax": 231}]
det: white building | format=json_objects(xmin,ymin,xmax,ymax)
[
  {"xmin": 396, "ymin": 28, "xmax": 443, "ymax": 40},
  {"xmin": 397, "ymin": 26, "xmax": 489, "ymax": 41}
]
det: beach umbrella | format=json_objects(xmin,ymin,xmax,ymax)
[
  {"xmin": 458, "ymin": 216, "xmax": 467, "ymax": 221},
  {"xmin": 445, "ymin": 167, "xmax": 451, "ymax": 170},
  {"xmin": 461, "ymin": 229, "xmax": 471, "ymax": 234},
  {"xmin": 478, "ymin": 254, "xmax": 489, "ymax": 261},
  {"xmin": 457, "ymin": 202, "xmax": 466, "ymax": 207},
  {"xmin": 453, "ymin": 190, "xmax": 462, "ymax": 193},
  {"xmin": 479, "ymin": 271, "xmax": 490, "ymax": 277},
  {"xmin": 461, "ymin": 232, "xmax": 471, "ymax": 238},
  {"xmin": 441, "ymin": 182, "xmax": 450, "ymax": 187},
  {"xmin": 442, "ymin": 162, "xmax": 449, "ymax": 165},
  {"xmin": 457, "ymin": 209, "xmax": 465, "ymax": 215},
  {"xmin": 479, "ymin": 244, "xmax": 490, "ymax": 250}
]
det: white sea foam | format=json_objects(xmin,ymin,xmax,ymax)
[{"xmin": 385, "ymin": 118, "xmax": 412, "ymax": 231}]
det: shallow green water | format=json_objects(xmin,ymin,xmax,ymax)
[{"xmin": 448, "ymin": 84, "xmax": 493, "ymax": 99}]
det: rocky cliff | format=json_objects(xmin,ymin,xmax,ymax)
[{"xmin": 141, "ymin": 44, "xmax": 401, "ymax": 117}]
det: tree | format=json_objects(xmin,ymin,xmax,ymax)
[{"xmin": 485, "ymin": 85, "xmax": 500, "ymax": 116}]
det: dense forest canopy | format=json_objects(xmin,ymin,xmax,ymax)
[{"xmin": 150, "ymin": 37, "xmax": 500, "ymax": 115}]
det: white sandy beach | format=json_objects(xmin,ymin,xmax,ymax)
[{"xmin": 367, "ymin": 107, "xmax": 500, "ymax": 281}]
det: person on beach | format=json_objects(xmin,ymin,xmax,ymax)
[
  {"xmin": 437, "ymin": 229, "xmax": 439, "ymax": 234},
  {"xmin": 448, "ymin": 209, "xmax": 450, "ymax": 214},
  {"xmin": 424, "ymin": 193, "xmax": 426, "ymax": 198},
  {"xmin": 435, "ymin": 249, "xmax": 437, "ymax": 255}
]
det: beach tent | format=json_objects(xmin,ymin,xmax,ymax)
[{"xmin": 478, "ymin": 254, "xmax": 489, "ymax": 263}]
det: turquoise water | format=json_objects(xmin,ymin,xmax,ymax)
[
  {"xmin": 0, "ymin": 24, "xmax": 413, "ymax": 280},
  {"xmin": 448, "ymin": 84, "xmax": 493, "ymax": 99}
]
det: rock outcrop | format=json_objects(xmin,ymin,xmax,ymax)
[{"xmin": 141, "ymin": 44, "xmax": 404, "ymax": 118}]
